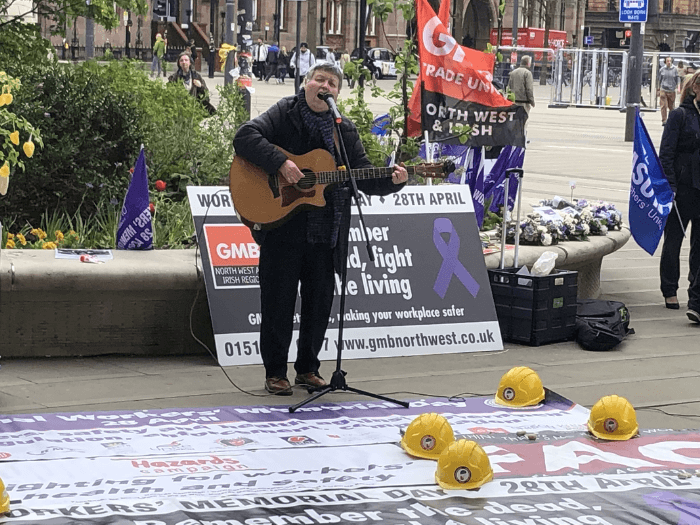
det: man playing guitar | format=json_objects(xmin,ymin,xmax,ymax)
[{"xmin": 233, "ymin": 61, "xmax": 408, "ymax": 395}]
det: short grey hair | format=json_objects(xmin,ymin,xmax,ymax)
[
  {"xmin": 520, "ymin": 55, "xmax": 532, "ymax": 67},
  {"xmin": 306, "ymin": 60, "xmax": 344, "ymax": 89}
]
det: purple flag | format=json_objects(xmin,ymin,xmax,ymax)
[
  {"xmin": 489, "ymin": 147, "xmax": 525, "ymax": 212},
  {"xmin": 117, "ymin": 149, "xmax": 153, "ymax": 250},
  {"xmin": 470, "ymin": 148, "xmax": 486, "ymax": 228}
]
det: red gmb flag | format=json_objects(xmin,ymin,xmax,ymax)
[{"xmin": 408, "ymin": 0, "xmax": 527, "ymax": 148}]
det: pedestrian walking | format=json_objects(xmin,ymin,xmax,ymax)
[
  {"xmin": 290, "ymin": 42, "xmax": 315, "ymax": 87},
  {"xmin": 252, "ymin": 38, "xmax": 269, "ymax": 81},
  {"xmin": 659, "ymin": 70, "xmax": 700, "ymax": 319},
  {"xmin": 151, "ymin": 33, "xmax": 166, "ymax": 78},
  {"xmin": 277, "ymin": 46, "xmax": 289, "ymax": 84},
  {"xmin": 265, "ymin": 43, "xmax": 279, "ymax": 83},
  {"xmin": 658, "ymin": 56, "xmax": 680, "ymax": 125},
  {"xmin": 508, "ymin": 55, "xmax": 535, "ymax": 131}
]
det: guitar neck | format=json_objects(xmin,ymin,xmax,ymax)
[{"xmin": 317, "ymin": 165, "xmax": 422, "ymax": 184}]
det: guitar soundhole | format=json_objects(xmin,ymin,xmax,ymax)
[{"xmin": 296, "ymin": 170, "xmax": 317, "ymax": 190}]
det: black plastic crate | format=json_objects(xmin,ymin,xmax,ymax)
[{"xmin": 488, "ymin": 267, "xmax": 578, "ymax": 346}]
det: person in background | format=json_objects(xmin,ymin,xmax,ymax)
[
  {"xmin": 339, "ymin": 50, "xmax": 351, "ymax": 86},
  {"xmin": 232, "ymin": 62, "xmax": 408, "ymax": 395},
  {"xmin": 151, "ymin": 33, "xmax": 166, "ymax": 79},
  {"xmin": 252, "ymin": 38, "xmax": 269, "ymax": 81},
  {"xmin": 168, "ymin": 52, "xmax": 216, "ymax": 115},
  {"xmin": 277, "ymin": 46, "xmax": 289, "ymax": 84},
  {"xmin": 265, "ymin": 42, "xmax": 279, "ymax": 83},
  {"xmin": 186, "ymin": 38, "xmax": 198, "ymax": 64},
  {"xmin": 290, "ymin": 42, "xmax": 315, "ymax": 87},
  {"xmin": 508, "ymin": 55, "xmax": 535, "ymax": 130},
  {"xmin": 658, "ymin": 56, "xmax": 680, "ymax": 126},
  {"xmin": 677, "ymin": 60, "xmax": 687, "ymax": 85},
  {"xmin": 659, "ymin": 70, "xmax": 700, "ymax": 319}
]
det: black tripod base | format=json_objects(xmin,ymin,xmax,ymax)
[{"xmin": 288, "ymin": 369, "xmax": 410, "ymax": 413}]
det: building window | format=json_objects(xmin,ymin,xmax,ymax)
[
  {"xmin": 608, "ymin": 0, "xmax": 618, "ymax": 10},
  {"xmin": 278, "ymin": 0, "xmax": 286, "ymax": 30},
  {"xmin": 368, "ymin": 13, "xmax": 376, "ymax": 35},
  {"xmin": 327, "ymin": 1, "xmax": 342, "ymax": 34},
  {"xmin": 662, "ymin": 0, "xmax": 672, "ymax": 11}
]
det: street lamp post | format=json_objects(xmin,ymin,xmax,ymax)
[
  {"xmin": 85, "ymin": 0, "xmax": 94, "ymax": 59},
  {"xmin": 135, "ymin": 17, "xmax": 143, "ymax": 59},
  {"xmin": 126, "ymin": 11, "xmax": 132, "ymax": 59},
  {"xmin": 208, "ymin": 0, "xmax": 217, "ymax": 78},
  {"xmin": 71, "ymin": 18, "xmax": 79, "ymax": 60},
  {"xmin": 224, "ymin": 0, "xmax": 235, "ymax": 85},
  {"xmin": 186, "ymin": 9, "xmax": 193, "ymax": 41}
]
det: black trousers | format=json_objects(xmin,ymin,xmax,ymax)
[
  {"xmin": 660, "ymin": 187, "xmax": 700, "ymax": 298},
  {"xmin": 258, "ymin": 239, "xmax": 335, "ymax": 379}
]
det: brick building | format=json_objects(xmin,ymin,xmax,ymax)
[
  {"xmin": 585, "ymin": 0, "xmax": 700, "ymax": 51},
  {"xmin": 40, "ymin": 0, "xmax": 411, "ymax": 66}
]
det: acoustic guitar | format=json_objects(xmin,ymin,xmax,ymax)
[{"xmin": 229, "ymin": 147, "xmax": 454, "ymax": 230}]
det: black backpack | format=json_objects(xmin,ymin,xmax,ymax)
[{"xmin": 575, "ymin": 299, "xmax": 634, "ymax": 351}]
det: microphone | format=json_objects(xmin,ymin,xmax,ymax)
[{"xmin": 318, "ymin": 92, "xmax": 342, "ymax": 124}]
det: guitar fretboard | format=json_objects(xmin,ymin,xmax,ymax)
[{"xmin": 316, "ymin": 166, "xmax": 422, "ymax": 184}]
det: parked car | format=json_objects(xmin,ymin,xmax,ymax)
[{"xmin": 350, "ymin": 47, "xmax": 397, "ymax": 79}]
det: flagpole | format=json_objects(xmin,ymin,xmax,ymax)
[
  {"xmin": 674, "ymin": 200, "xmax": 687, "ymax": 238},
  {"xmin": 424, "ymin": 131, "xmax": 433, "ymax": 186},
  {"xmin": 499, "ymin": 175, "xmax": 510, "ymax": 269}
]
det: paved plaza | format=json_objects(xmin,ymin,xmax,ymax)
[{"xmin": 0, "ymin": 76, "xmax": 697, "ymax": 433}]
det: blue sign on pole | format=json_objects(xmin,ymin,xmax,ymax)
[
  {"xmin": 620, "ymin": 0, "xmax": 648, "ymax": 22},
  {"xmin": 584, "ymin": 36, "xmax": 594, "ymax": 45}
]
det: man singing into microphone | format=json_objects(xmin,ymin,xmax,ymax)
[{"xmin": 233, "ymin": 61, "xmax": 408, "ymax": 395}]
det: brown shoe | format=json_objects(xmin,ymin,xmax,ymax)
[
  {"xmin": 295, "ymin": 372, "xmax": 327, "ymax": 388},
  {"xmin": 264, "ymin": 377, "xmax": 293, "ymax": 396}
]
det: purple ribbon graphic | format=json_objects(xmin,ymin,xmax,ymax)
[
  {"xmin": 433, "ymin": 218, "xmax": 480, "ymax": 299},
  {"xmin": 643, "ymin": 491, "xmax": 700, "ymax": 525}
]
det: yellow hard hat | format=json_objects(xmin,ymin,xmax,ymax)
[
  {"xmin": 435, "ymin": 439, "xmax": 493, "ymax": 490},
  {"xmin": 494, "ymin": 366, "xmax": 545, "ymax": 407},
  {"xmin": 400, "ymin": 413, "xmax": 455, "ymax": 460},
  {"xmin": 0, "ymin": 477, "xmax": 9, "ymax": 513},
  {"xmin": 587, "ymin": 395, "xmax": 639, "ymax": 441}
]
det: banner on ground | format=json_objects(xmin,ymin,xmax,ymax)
[
  {"xmin": 3, "ymin": 395, "xmax": 700, "ymax": 525},
  {"xmin": 407, "ymin": 0, "xmax": 527, "ymax": 148},
  {"xmin": 187, "ymin": 186, "xmax": 502, "ymax": 366},
  {"xmin": 0, "ymin": 392, "xmax": 585, "ymax": 462},
  {"xmin": 629, "ymin": 110, "xmax": 674, "ymax": 255}
]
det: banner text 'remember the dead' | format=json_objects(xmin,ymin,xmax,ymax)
[{"xmin": 410, "ymin": 0, "xmax": 527, "ymax": 148}]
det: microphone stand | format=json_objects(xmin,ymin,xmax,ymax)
[{"xmin": 289, "ymin": 97, "xmax": 410, "ymax": 414}]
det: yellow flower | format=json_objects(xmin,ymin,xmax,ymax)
[
  {"xmin": 0, "ymin": 163, "xmax": 9, "ymax": 178},
  {"xmin": 5, "ymin": 239, "xmax": 15, "ymax": 248},
  {"xmin": 23, "ymin": 141, "xmax": 35, "ymax": 158},
  {"xmin": 0, "ymin": 93, "xmax": 12, "ymax": 106},
  {"xmin": 9, "ymin": 131, "xmax": 19, "ymax": 145},
  {"xmin": 16, "ymin": 233, "xmax": 26, "ymax": 245},
  {"xmin": 37, "ymin": 229, "xmax": 47, "ymax": 240},
  {"xmin": 55, "ymin": 230, "xmax": 64, "ymax": 241},
  {"xmin": 30, "ymin": 228, "xmax": 39, "ymax": 236},
  {"xmin": 7, "ymin": 233, "xmax": 14, "ymax": 239},
  {"xmin": 42, "ymin": 241, "xmax": 57, "ymax": 250}
]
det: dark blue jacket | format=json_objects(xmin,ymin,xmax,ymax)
[
  {"xmin": 660, "ymin": 95, "xmax": 700, "ymax": 192},
  {"xmin": 232, "ymin": 93, "xmax": 403, "ymax": 270}
]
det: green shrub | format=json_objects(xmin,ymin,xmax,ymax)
[
  {"xmin": 0, "ymin": 24, "xmax": 54, "ymax": 76},
  {"xmin": 1, "ymin": 61, "xmax": 144, "ymax": 224}
]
